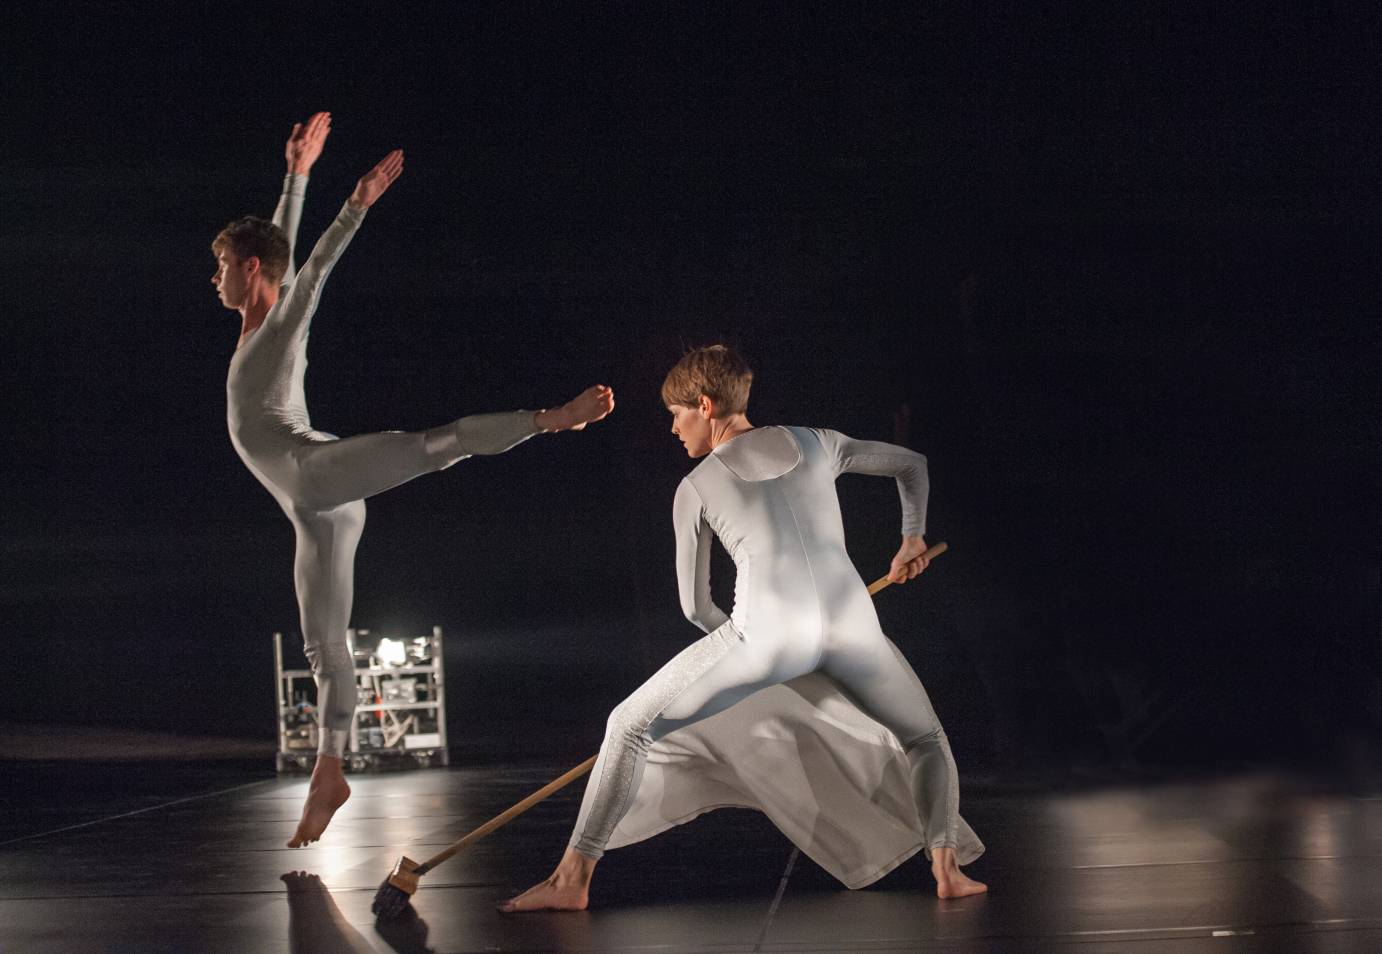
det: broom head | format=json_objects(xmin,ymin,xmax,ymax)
[{"xmin": 371, "ymin": 855, "xmax": 421, "ymax": 919}]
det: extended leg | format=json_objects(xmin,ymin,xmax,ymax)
[
  {"xmin": 287, "ymin": 500, "xmax": 366, "ymax": 847},
  {"xmin": 502, "ymin": 623, "xmax": 781, "ymax": 912},
  {"xmin": 821, "ymin": 634, "xmax": 987, "ymax": 898},
  {"xmin": 292, "ymin": 410, "xmax": 540, "ymax": 510}
]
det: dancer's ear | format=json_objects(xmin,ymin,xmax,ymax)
[
  {"xmin": 697, "ymin": 394, "xmax": 715, "ymax": 419},
  {"xmin": 243, "ymin": 255, "xmax": 262, "ymax": 279}
]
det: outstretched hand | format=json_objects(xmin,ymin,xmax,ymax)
[
  {"xmin": 286, "ymin": 112, "xmax": 331, "ymax": 175},
  {"xmin": 887, "ymin": 535, "xmax": 931, "ymax": 584},
  {"xmin": 348, "ymin": 150, "xmax": 404, "ymax": 210}
]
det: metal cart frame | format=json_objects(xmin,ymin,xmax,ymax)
[{"xmin": 273, "ymin": 625, "xmax": 450, "ymax": 773}]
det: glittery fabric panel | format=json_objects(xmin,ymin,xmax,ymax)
[{"xmin": 570, "ymin": 623, "xmax": 743, "ymax": 857}]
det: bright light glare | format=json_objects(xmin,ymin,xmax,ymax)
[{"xmin": 376, "ymin": 637, "xmax": 407, "ymax": 667}]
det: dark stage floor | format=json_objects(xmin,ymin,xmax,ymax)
[{"xmin": 3, "ymin": 759, "xmax": 1381, "ymax": 953}]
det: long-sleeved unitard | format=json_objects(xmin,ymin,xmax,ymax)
[
  {"xmin": 226, "ymin": 174, "xmax": 541, "ymax": 758},
  {"xmin": 569, "ymin": 425, "xmax": 964, "ymax": 859}
]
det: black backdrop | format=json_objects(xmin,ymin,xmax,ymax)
[{"xmin": 3, "ymin": 4, "xmax": 1376, "ymax": 772}]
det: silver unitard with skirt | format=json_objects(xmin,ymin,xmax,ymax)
[{"xmin": 569, "ymin": 425, "xmax": 963, "ymax": 858}]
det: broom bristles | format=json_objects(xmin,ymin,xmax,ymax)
[{"xmin": 372, "ymin": 879, "xmax": 413, "ymax": 919}]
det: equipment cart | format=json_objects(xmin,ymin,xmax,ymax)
[{"xmin": 274, "ymin": 626, "xmax": 450, "ymax": 773}]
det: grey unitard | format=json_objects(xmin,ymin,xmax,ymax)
[
  {"xmin": 570, "ymin": 425, "xmax": 962, "ymax": 858},
  {"xmin": 227, "ymin": 174, "xmax": 540, "ymax": 758}
]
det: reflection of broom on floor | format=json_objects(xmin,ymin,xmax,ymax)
[{"xmin": 371, "ymin": 542, "xmax": 950, "ymax": 919}]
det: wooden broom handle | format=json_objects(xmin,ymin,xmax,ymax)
[
  {"xmin": 415, "ymin": 542, "xmax": 947, "ymax": 874},
  {"xmin": 866, "ymin": 541, "xmax": 948, "ymax": 595},
  {"xmin": 417, "ymin": 755, "xmax": 599, "ymax": 874}
]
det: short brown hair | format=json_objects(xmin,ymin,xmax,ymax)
[
  {"xmin": 212, "ymin": 216, "xmax": 290, "ymax": 285},
  {"xmin": 661, "ymin": 344, "xmax": 753, "ymax": 415}
]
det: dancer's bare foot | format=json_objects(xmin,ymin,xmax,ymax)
[
  {"xmin": 932, "ymin": 847, "xmax": 987, "ymax": 899},
  {"xmin": 536, "ymin": 385, "xmax": 615, "ymax": 432},
  {"xmin": 499, "ymin": 847, "xmax": 597, "ymax": 912},
  {"xmin": 287, "ymin": 756, "xmax": 351, "ymax": 847}
]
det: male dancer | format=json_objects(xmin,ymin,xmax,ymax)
[
  {"xmin": 503, "ymin": 345, "xmax": 983, "ymax": 910},
  {"xmin": 214, "ymin": 113, "xmax": 614, "ymax": 847}
]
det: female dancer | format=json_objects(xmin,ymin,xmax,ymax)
[
  {"xmin": 214, "ymin": 113, "xmax": 614, "ymax": 847},
  {"xmin": 503, "ymin": 344, "xmax": 983, "ymax": 910}
]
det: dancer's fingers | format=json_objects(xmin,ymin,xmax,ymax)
[{"xmin": 367, "ymin": 152, "xmax": 401, "ymax": 183}]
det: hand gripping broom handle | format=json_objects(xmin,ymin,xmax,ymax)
[
  {"xmin": 412, "ymin": 541, "xmax": 948, "ymax": 877},
  {"xmin": 866, "ymin": 541, "xmax": 948, "ymax": 595}
]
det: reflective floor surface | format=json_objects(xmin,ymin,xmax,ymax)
[{"xmin": 3, "ymin": 761, "xmax": 1381, "ymax": 953}]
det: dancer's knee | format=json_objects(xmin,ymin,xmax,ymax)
[
  {"xmin": 604, "ymin": 701, "xmax": 654, "ymax": 755},
  {"xmin": 901, "ymin": 724, "xmax": 947, "ymax": 753},
  {"xmin": 422, "ymin": 425, "xmax": 466, "ymax": 469},
  {"xmin": 302, "ymin": 638, "xmax": 354, "ymax": 677}
]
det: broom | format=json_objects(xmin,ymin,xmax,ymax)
[{"xmin": 372, "ymin": 541, "xmax": 948, "ymax": 918}]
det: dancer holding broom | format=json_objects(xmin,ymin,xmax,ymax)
[
  {"xmin": 213, "ymin": 113, "xmax": 614, "ymax": 848},
  {"xmin": 501, "ymin": 345, "xmax": 984, "ymax": 911}
]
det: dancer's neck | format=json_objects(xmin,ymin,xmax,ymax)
[
  {"xmin": 236, "ymin": 285, "xmax": 280, "ymax": 348},
  {"xmin": 708, "ymin": 414, "xmax": 753, "ymax": 450}
]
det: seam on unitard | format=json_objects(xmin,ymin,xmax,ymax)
[
  {"xmin": 947, "ymin": 736, "xmax": 960, "ymax": 846},
  {"xmin": 779, "ymin": 486, "xmax": 826, "ymax": 671},
  {"xmin": 901, "ymin": 721, "xmax": 959, "ymax": 851},
  {"xmin": 890, "ymin": 636, "xmax": 959, "ymax": 849},
  {"xmin": 738, "ymin": 553, "xmax": 751, "ymax": 633},
  {"xmin": 934, "ymin": 730, "xmax": 958, "ymax": 849}
]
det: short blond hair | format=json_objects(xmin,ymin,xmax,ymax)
[
  {"xmin": 660, "ymin": 344, "xmax": 753, "ymax": 415},
  {"xmin": 212, "ymin": 216, "xmax": 290, "ymax": 285}
]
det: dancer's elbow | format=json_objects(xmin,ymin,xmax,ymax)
[
  {"xmin": 679, "ymin": 600, "xmax": 702, "ymax": 627},
  {"xmin": 685, "ymin": 603, "xmax": 726, "ymax": 634}
]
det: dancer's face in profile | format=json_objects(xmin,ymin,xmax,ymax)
[
  {"xmin": 211, "ymin": 250, "xmax": 253, "ymax": 309},
  {"xmin": 668, "ymin": 400, "xmax": 713, "ymax": 458}
]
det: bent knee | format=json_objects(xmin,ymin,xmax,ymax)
[
  {"xmin": 603, "ymin": 702, "xmax": 654, "ymax": 751},
  {"xmin": 303, "ymin": 641, "xmax": 354, "ymax": 676},
  {"xmin": 901, "ymin": 724, "xmax": 948, "ymax": 752},
  {"xmin": 291, "ymin": 499, "xmax": 366, "ymax": 535}
]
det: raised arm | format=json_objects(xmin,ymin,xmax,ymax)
[
  {"xmin": 272, "ymin": 112, "xmax": 332, "ymax": 286},
  {"xmin": 673, "ymin": 479, "xmax": 730, "ymax": 633},
  {"xmin": 810, "ymin": 428, "xmax": 934, "ymax": 583},
  {"xmin": 270, "ymin": 149, "xmax": 403, "ymax": 339}
]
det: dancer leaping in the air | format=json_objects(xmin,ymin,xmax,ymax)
[
  {"xmin": 502, "ymin": 344, "xmax": 983, "ymax": 911},
  {"xmin": 213, "ymin": 112, "xmax": 614, "ymax": 848}
]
